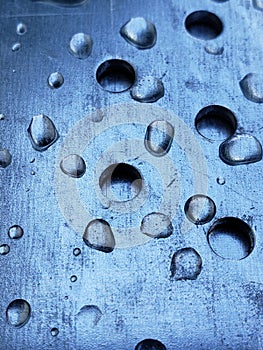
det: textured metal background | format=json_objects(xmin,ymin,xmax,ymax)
[{"xmin": 0, "ymin": 0, "xmax": 262, "ymax": 349}]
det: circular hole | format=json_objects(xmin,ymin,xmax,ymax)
[
  {"xmin": 185, "ymin": 11, "xmax": 223, "ymax": 40},
  {"xmin": 207, "ymin": 217, "xmax": 255, "ymax": 260},
  {"xmin": 195, "ymin": 105, "xmax": 237, "ymax": 141},
  {"xmin": 99, "ymin": 163, "xmax": 143, "ymax": 202},
  {"xmin": 96, "ymin": 59, "xmax": 136, "ymax": 93}
]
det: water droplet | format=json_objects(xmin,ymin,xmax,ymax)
[
  {"xmin": 83, "ymin": 219, "xmax": 115, "ymax": 253},
  {"xmin": 0, "ymin": 113, "xmax": 6, "ymax": 120},
  {"xmin": 185, "ymin": 11, "xmax": 223, "ymax": 40},
  {"xmin": 60, "ymin": 154, "xmax": 86, "ymax": 178},
  {"xmin": 70, "ymin": 275, "xmax": 77, "ymax": 282},
  {"xmin": 31, "ymin": 171, "xmax": 36, "ymax": 175},
  {"xmin": 12, "ymin": 43, "xmax": 21, "ymax": 52},
  {"xmin": 31, "ymin": 0, "xmax": 88, "ymax": 6},
  {"xmin": 76, "ymin": 305, "xmax": 102, "ymax": 328},
  {"xmin": 96, "ymin": 59, "xmax": 136, "ymax": 93},
  {"xmin": 6, "ymin": 299, "xmax": 31, "ymax": 328},
  {"xmin": 30, "ymin": 158, "xmax": 35, "ymax": 163},
  {"xmin": 28, "ymin": 114, "xmax": 59, "ymax": 151},
  {"xmin": 219, "ymin": 133, "xmax": 262, "ymax": 165},
  {"xmin": 0, "ymin": 244, "xmax": 10, "ymax": 255},
  {"xmin": 120, "ymin": 17, "xmax": 157, "ymax": 49},
  {"xmin": 131, "ymin": 76, "xmax": 164, "ymax": 103},
  {"xmin": 73, "ymin": 247, "xmax": 81, "ymax": 256},
  {"xmin": 204, "ymin": 43, "xmax": 224, "ymax": 55},
  {"xmin": 253, "ymin": 0, "xmax": 263, "ymax": 11},
  {"xmin": 239, "ymin": 73, "xmax": 263, "ymax": 103},
  {"xmin": 8, "ymin": 225, "xmax": 24, "ymax": 239},
  {"xmin": 0, "ymin": 148, "xmax": 12, "ymax": 168},
  {"xmin": 170, "ymin": 248, "xmax": 202, "ymax": 280},
  {"xmin": 207, "ymin": 217, "xmax": 255, "ymax": 260},
  {"xmin": 195, "ymin": 105, "xmax": 237, "ymax": 141},
  {"xmin": 50, "ymin": 327, "xmax": 59, "ymax": 336},
  {"xmin": 69, "ymin": 33, "xmax": 93, "ymax": 59},
  {"xmin": 140, "ymin": 212, "xmax": 173, "ymax": 238},
  {"xmin": 16, "ymin": 23, "xmax": 27, "ymax": 35},
  {"xmin": 144, "ymin": 120, "xmax": 174, "ymax": 157},
  {"xmin": 216, "ymin": 176, "xmax": 225, "ymax": 185},
  {"xmin": 184, "ymin": 195, "xmax": 216, "ymax": 225},
  {"xmin": 48, "ymin": 72, "xmax": 64, "ymax": 89},
  {"xmin": 135, "ymin": 339, "xmax": 167, "ymax": 350}
]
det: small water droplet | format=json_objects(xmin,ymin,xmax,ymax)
[
  {"xmin": 0, "ymin": 148, "xmax": 12, "ymax": 168},
  {"xmin": 16, "ymin": 23, "xmax": 27, "ymax": 35},
  {"xmin": 31, "ymin": 171, "xmax": 36, "ymax": 175},
  {"xmin": 83, "ymin": 219, "xmax": 115, "ymax": 253},
  {"xmin": 12, "ymin": 69, "xmax": 16, "ymax": 73},
  {"xmin": 170, "ymin": 248, "xmax": 202, "ymax": 280},
  {"xmin": 69, "ymin": 33, "xmax": 93, "ymax": 59},
  {"xmin": 28, "ymin": 114, "xmax": 59, "ymax": 151},
  {"xmin": 31, "ymin": 0, "xmax": 88, "ymax": 7},
  {"xmin": 50, "ymin": 327, "xmax": 59, "ymax": 336},
  {"xmin": 0, "ymin": 113, "xmax": 6, "ymax": 120},
  {"xmin": 12, "ymin": 43, "xmax": 21, "ymax": 52},
  {"xmin": 8, "ymin": 225, "xmax": 24, "ymax": 239},
  {"xmin": 76, "ymin": 305, "xmax": 102, "ymax": 328},
  {"xmin": 219, "ymin": 133, "xmax": 262, "ymax": 165},
  {"xmin": 239, "ymin": 73, "xmax": 263, "ymax": 103},
  {"xmin": 216, "ymin": 176, "xmax": 225, "ymax": 185},
  {"xmin": 6, "ymin": 299, "xmax": 31, "ymax": 328},
  {"xmin": 30, "ymin": 158, "xmax": 35, "ymax": 163},
  {"xmin": 70, "ymin": 275, "xmax": 77, "ymax": 283},
  {"xmin": 253, "ymin": 0, "xmax": 263, "ymax": 11},
  {"xmin": 48, "ymin": 72, "xmax": 64, "ymax": 89},
  {"xmin": 144, "ymin": 120, "xmax": 174, "ymax": 157},
  {"xmin": 131, "ymin": 76, "xmax": 164, "ymax": 103},
  {"xmin": 135, "ymin": 339, "xmax": 167, "ymax": 350},
  {"xmin": 120, "ymin": 17, "xmax": 157, "ymax": 49},
  {"xmin": 60, "ymin": 154, "xmax": 86, "ymax": 178},
  {"xmin": 184, "ymin": 195, "xmax": 216, "ymax": 225},
  {"xmin": 0, "ymin": 244, "xmax": 10, "ymax": 255},
  {"xmin": 73, "ymin": 248, "xmax": 81, "ymax": 256},
  {"xmin": 204, "ymin": 43, "xmax": 224, "ymax": 55},
  {"xmin": 141, "ymin": 212, "xmax": 173, "ymax": 238}
]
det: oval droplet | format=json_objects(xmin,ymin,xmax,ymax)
[
  {"xmin": 170, "ymin": 248, "xmax": 202, "ymax": 280},
  {"xmin": 50, "ymin": 327, "xmax": 59, "ymax": 336},
  {"xmin": 131, "ymin": 76, "xmax": 164, "ymax": 103},
  {"xmin": 184, "ymin": 195, "xmax": 216, "ymax": 225},
  {"xmin": 70, "ymin": 275, "xmax": 77, "ymax": 282},
  {"xmin": 135, "ymin": 339, "xmax": 167, "ymax": 350},
  {"xmin": 239, "ymin": 73, "xmax": 263, "ymax": 103},
  {"xmin": 69, "ymin": 33, "xmax": 93, "ymax": 59},
  {"xmin": 31, "ymin": 0, "xmax": 88, "ymax": 6},
  {"xmin": 0, "ymin": 148, "xmax": 12, "ymax": 168},
  {"xmin": 0, "ymin": 244, "xmax": 10, "ymax": 255},
  {"xmin": 73, "ymin": 247, "xmax": 81, "ymax": 256},
  {"xmin": 76, "ymin": 305, "xmax": 102, "ymax": 328},
  {"xmin": 219, "ymin": 133, "xmax": 262, "ymax": 165},
  {"xmin": 48, "ymin": 72, "xmax": 64, "ymax": 89},
  {"xmin": 83, "ymin": 219, "xmax": 115, "ymax": 253},
  {"xmin": 120, "ymin": 17, "xmax": 157, "ymax": 49},
  {"xmin": 12, "ymin": 43, "xmax": 21, "ymax": 52},
  {"xmin": 27, "ymin": 114, "xmax": 59, "ymax": 151},
  {"xmin": 8, "ymin": 225, "xmax": 24, "ymax": 239},
  {"xmin": 253, "ymin": 0, "xmax": 263, "ymax": 11},
  {"xmin": 16, "ymin": 23, "xmax": 27, "ymax": 35},
  {"xmin": 144, "ymin": 120, "xmax": 174, "ymax": 157},
  {"xmin": 6, "ymin": 299, "xmax": 31, "ymax": 328},
  {"xmin": 140, "ymin": 212, "xmax": 173, "ymax": 239},
  {"xmin": 60, "ymin": 154, "xmax": 86, "ymax": 178}
]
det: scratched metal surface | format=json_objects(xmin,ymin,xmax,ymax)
[{"xmin": 0, "ymin": 0, "xmax": 263, "ymax": 349}]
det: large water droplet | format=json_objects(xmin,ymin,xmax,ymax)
[
  {"xmin": 131, "ymin": 76, "xmax": 164, "ymax": 103},
  {"xmin": 76, "ymin": 305, "xmax": 102, "ymax": 328},
  {"xmin": 16, "ymin": 23, "xmax": 27, "ymax": 35},
  {"xmin": 12, "ymin": 43, "xmax": 21, "ymax": 52},
  {"xmin": 48, "ymin": 72, "xmax": 64, "ymax": 89},
  {"xmin": 0, "ymin": 244, "xmax": 10, "ymax": 255},
  {"xmin": 239, "ymin": 73, "xmax": 263, "ymax": 103},
  {"xmin": 253, "ymin": 0, "xmax": 263, "ymax": 11},
  {"xmin": 0, "ymin": 148, "xmax": 12, "ymax": 168},
  {"xmin": 170, "ymin": 248, "xmax": 202, "ymax": 280},
  {"xmin": 6, "ymin": 299, "xmax": 31, "ymax": 328},
  {"xmin": 50, "ymin": 327, "xmax": 59, "ymax": 336},
  {"xmin": 144, "ymin": 120, "xmax": 174, "ymax": 157},
  {"xmin": 219, "ymin": 133, "xmax": 262, "ymax": 165},
  {"xmin": 83, "ymin": 219, "xmax": 115, "ymax": 253},
  {"xmin": 184, "ymin": 195, "xmax": 216, "ymax": 225},
  {"xmin": 69, "ymin": 33, "xmax": 93, "ymax": 59},
  {"xmin": 8, "ymin": 225, "xmax": 24, "ymax": 239},
  {"xmin": 31, "ymin": 0, "xmax": 88, "ymax": 6},
  {"xmin": 28, "ymin": 114, "xmax": 59, "ymax": 151},
  {"xmin": 140, "ymin": 212, "xmax": 173, "ymax": 239},
  {"xmin": 135, "ymin": 339, "xmax": 167, "ymax": 350},
  {"xmin": 120, "ymin": 17, "xmax": 157, "ymax": 49},
  {"xmin": 60, "ymin": 154, "xmax": 86, "ymax": 178}
]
